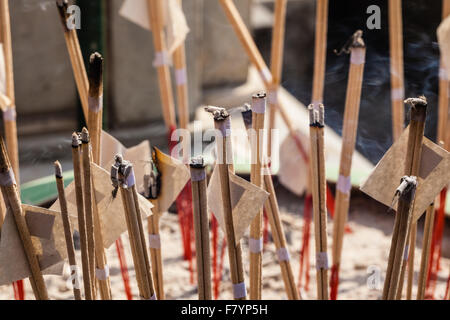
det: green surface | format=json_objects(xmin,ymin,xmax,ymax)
[{"xmin": 20, "ymin": 171, "xmax": 74, "ymax": 206}]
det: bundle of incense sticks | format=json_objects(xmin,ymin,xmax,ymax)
[
  {"xmin": 56, "ymin": 0, "xmax": 89, "ymax": 119},
  {"xmin": 249, "ymin": 93, "xmax": 266, "ymax": 300},
  {"xmin": 397, "ymin": 97, "xmax": 428, "ymax": 300},
  {"xmin": 0, "ymin": 138, "xmax": 48, "ymax": 300},
  {"xmin": 0, "ymin": 0, "xmax": 23, "ymax": 299},
  {"xmin": 382, "ymin": 176, "xmax": 418, "ymax": 300},
  {"xmin": 112, "ymin": 155, "xmax": 156, "ymax": 300},
  {"xmin": 330, "ymin": 30, "xmax": 366, "ymax": 300},
  {"xmin": 239, "ymin": 104, "xmax": 300, "ymax": 300},
  {"xmin": 205, "ymin": 106, "xmax": 246, "ymax": 300},
  {"xmin": 389, "ymin": 0, "xmax": 405, "ymax": 141},
  {"xmin": 308, "ymin": 104, "xmax": 329, "ymax": 300}
]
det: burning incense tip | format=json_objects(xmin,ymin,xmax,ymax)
[
  {"xmin": 88, "ymin": 52, "xmax": 104, "ymax": 97},
  {"xmin": 190, "ymin": 156, "xmax": 205, "ymax": 169},
  {"xmin": 54, "ymin": 161, "xmax": 63, "ymax": 179},
  {"xmin": 252, "ymin": 91, "xmax": 267, "ymax": 100},
  {"xmin": 204, "ymin": 106, "xmax": 229, "ymax": 121},
  {"xmin": 395, "ymin": 176, "xmax": 417, "ymax": 200},
  {"xmin": 55, "ymin": 0, "xmax": 69, "ymax": 31},
  {"xmin": 308, "ymin": 104, "xmax": 325, "ymax": 127},
  {"xmin": 81, "ymin": 128, "xmax": 90, "ymax": 143},
  {"xmin": 71, "ymin": 132, "xmax": 80, "ymax": 148},
  {"xmin": 404, "ymin": 96, "xmax": 427, "ymax": 108},
  {"xmin": 334, "ymin": 30, "xmax": 365, "ymax": 55}
]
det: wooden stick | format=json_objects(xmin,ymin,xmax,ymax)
[
  {"xmin": 267, "ymin": 0, "xmax": 287, "ymax": 161},
  {"xmin": 417, "ymin": 203, "xmax": 435, "ymax": 300},
  {"xmin": 389, "ymin": 0, "xmax": 405, "ymax": 141},
  {"xmin": 0, "ymin": 138, "xmax": 48, "ymax": 300},
  {"xmin": 0, "ymin": 0, "xmax": 20, "ymax": 194},
  {"xmin": 80, "ymin": 128, "xmax": 97, "ymax": 299},
  {"xmin": 147, "ymin": 0, "xmax": 176, "ymax": 129},
  {"xmin": 71, "ymin": 133, "xmax": 93, "ymax": 299},
  {"xmin": 190, "ymin": 156, "xmax": 212, "ymax": 300},
  {"xmin": 54, "ymin": 161, "xmax": 82, "ymax": 300},
  {"xmin": 113, "ymin": 156, "xmax": 156, "ymax": 300},
  {"xmin": 438, "ymin": 1, "xmax": 450, "ymax": 147},
  {"xmin": 383, "ymin": 177, "xmax": 417, "ymax": 300},
  {"xmin": 398, "ymin": 97, "xmax": 428, "ymax": 299},
  {"xmin": 308, "ymin": 104, "xmax": 329, "ymax": 300},
  {"xmin": 56, "ymin": 0, "xmax": 89, "ymax": 120},
  {"xmin": 173, "ymin": 0, "xmax": 189, "ymax": 131},
  {"xmin": 311, "ymin": 0, "xmax": 329, "ymax": 106},
  {"xmin": 218, "ymin": 0, "xmax": 296, "ymax": 141},
  {"xmin": 248, "ymin": 93, "xmax": 266, "ymax": 300},
  {"xmin": 205, "ymin": 107, "xmax": 246, "ymax": 300},
  {"xmin": 147, "ymin": 213, "xmax": 164, "ymax": 299},
  {"xmin": 238, "ymin": 105, "xmax": 300, "ymax": 300},
  {"xmin": 331, "ymin": 31, "xmax": 365, "ymax": 298},
  {"xmin": 86, "ymin": 54, "xmax": 112, "ymax": 300}
]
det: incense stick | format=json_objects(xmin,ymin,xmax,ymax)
[
  {"xmin": 113, "ymin": 156, "xmax": 156, "ymax": 300},
  {"xmin": 0, "ymin": 0, "xmax": 20, "ymax": 192},
  {"xmin": 147, "ymin": 212, "xmax": 164, "ymax": 299},
  {"xmin": 308, "ymin": 104, "xmax": 329, "ymax": 300},
  {"xmin": 56, "ymin": 0, "xmax": 89, "ymax": 120},
  {"xmin": 417, "ymin": 203, "xmax": 435, "ymax": 300},
  {"xmin": 331, "ymin": 31, "xmax": 365, "ymax": 299},
  {"xmin": 382, "ymin": 176, "xmax": 417, "ymax": 300},
  {"xmin": 388, "ymin": 0, "xmax": 405, "ymax": 141},
  {"xmin": 54, "ymin": 161, "xmax": 82, "ymax": 300},
  {"xmin": 267, "ymin": 0, "xmax": 287, "ymax": 161},
  {"xmin": 190, "ymin": 156, "xmax": 212, "ymax": 300},
  {"xmin": 147, "ymin": 0, "xmax": 176, "ymax": 129},
  {"xmin": 205, "ymin": 107, "xmax": 246, "ymax": 300},
  {"xmin": 80, "ymin": 128, "xmax": 97, "ymax": 299},
  {"xmin": 438, "ymin": 0, "xmax": 450, "ymax": 147},
  {"xmin": 0, "ymin": 138, "xmax": 48, "ymax": 300},
  {"xmin": 71, "ymin": 133, "xmax": 93, "ymax": 299},
  {"xmin": 249, "ymin": 93, "xmax": 266, "ymax": 300}
]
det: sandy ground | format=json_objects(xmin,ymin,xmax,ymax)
[{"xmin": 0, "ymin": 183, "xmax": 449, "ymax": 300}]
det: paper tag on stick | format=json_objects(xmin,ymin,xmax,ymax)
[
  {"xmin": 119, "ymin": 0, "xmax": 190, "ymax": 54},
  {"xmin": 360, "ymin": 126, "xmax": 450, "ymax": 222},
  {"xmin": 0, "ymin": 205, "xmax": 65, "ymax": 285},
  {"xmin": 50, "ymin": 164, "xmax": 154, "ymax": 249},
  {"xmin": 151, "ymin": 147, "xmax": 191, "ymax": 214},
  {"xmin": 207, "ymin": 165, "xmax": 269, "ymax": 243}
]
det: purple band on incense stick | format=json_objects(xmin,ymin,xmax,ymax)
[
  {"xmin": 148, "ymin": 234, "xmax": 161, "ymax": 249},
  {"xmin": 124, "ymin": 170, "xmax": 136, "ymax": 188},
  {"xmin": 268, "ymin": 89, "xmax": 278, "ymax": 105},
  {"xmin": 337, "ymin": 175, "xmax": 352, "ymax": 195},
  {"xmin": 252, "ymin": 97, "xmax": 266, "ymax": 115},
  {"xmin": 141, "ymin": 294, "xmax": 157, "ymax": 300},
  {"xmin": 191, "ymin": 169, "xmax": 206, "ymax": 182},
  {"xmin": 88, "ymin": 96, "xmax": 103, "ymax": 113},
  {"xmin": 95, "ymin": 265, "xmax": 110, "ymax": 280},
  {"xmin": 316, "ymin": 252, "xmax": 329, "ymax": 270},
  {"xmin": 3, "ymin": 107, "xmax": 16, "ymax": 122},
  {"xmin": 153, "ymin": 51, "xmax": 171, "ymax": 67},
  {"xmin": 350, "ymin": 48, "xmax": 365, "ymax": 65},
  {"xmin": 440, "ymin": 67, "xmax": 448, "ymax": 81},
  {"xmin": 277, "ymin": 248, "xmax": 290, "ymax": 262},
  {"xmin": 175, "ymin": 68, "xmax": 187, "ymax": 86},
  {"xmin": 233, "ymin": 282, "xmax": 247, "ymax": 299},
  {"xmin": 391, "ymin": 88, "xmax": 405, "ymax": 101},
  {"xmin": 0, "ymin": 169, "xmax": 16, "ymax": 186},
  {"xmin": 249, "ymin": 237, "xmax": 263, "ymax": 253},
  {"xmin": 259, "ymin": 67, "xmax": 273, "ymax": 84},
  {"xmin": 216, "ymin": 117, "xmax": 231, "ymax": 137}
]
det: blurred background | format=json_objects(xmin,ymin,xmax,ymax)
[{"xmin": 1, "ymin": 0, "xmax": 444, "ymax": 184}]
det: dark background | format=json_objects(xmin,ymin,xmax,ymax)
[{"xmin": 256, "ymin": 0, "xmax": 442, "ymax": 164}]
